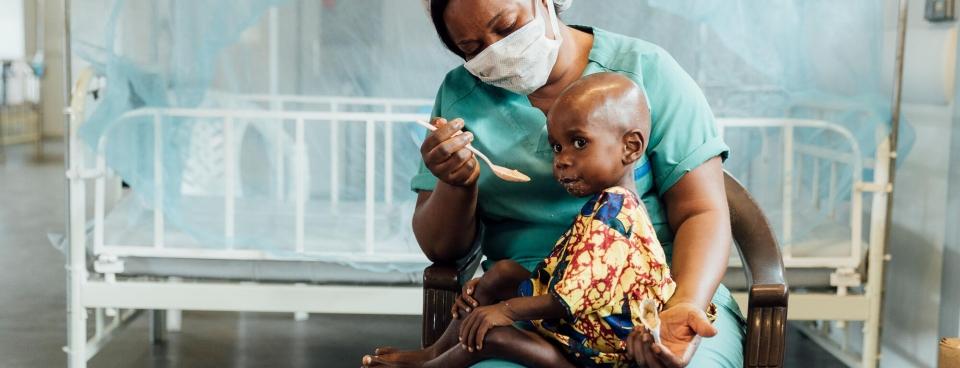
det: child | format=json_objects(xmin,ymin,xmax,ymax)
[{"xmin": 363, "ymin": 72, "xmax": 705, "ymax": 368}]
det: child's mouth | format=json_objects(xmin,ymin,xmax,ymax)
[{"xmin": 558, "ymin": 177, "xmax": 584, "ymax": 193}]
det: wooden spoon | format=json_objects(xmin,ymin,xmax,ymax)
[{"xmin": 414, "ymin": 120, "xmax": 531, "ymax": 183}]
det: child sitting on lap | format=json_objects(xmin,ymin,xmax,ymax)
[{"xmin": 363, "ymin": 72, "xmax": 714, "ymax": 368}]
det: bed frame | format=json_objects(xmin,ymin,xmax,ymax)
[{"xmin": 64, "ymin": 67, "xmax": 892, "ymax": 367}]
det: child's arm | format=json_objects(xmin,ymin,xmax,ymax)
[{"xmin": 459, "ymin": 294, "xmax": 566, "ymax": 351}]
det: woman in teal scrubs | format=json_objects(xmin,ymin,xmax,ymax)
[{"xmin": 408, "ymin": 0, "xmax": 745, "ymax": 366}]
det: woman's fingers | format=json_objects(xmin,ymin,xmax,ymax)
[
  {"xmin": 443, "ymin": 152, "xmax": 478, "ymax": 185},
  {"xmin": 626, "ymin": 330, "xmax": 638, "ymax": 362},
  {"xmin": 651, "ymin": 341, "xmax": 685, "ymax": 368},
  {"xmin": 425, "ymin": 131, "xmax": 473, "ymax": 167},
  {"xmin": 689, "ymin": 313, "xmax": 718, "ymax": 338},
  {"xmin": 427, "ymin": 118, "xmax": 464, "ymax": 151},
  {"xmin": 642, "ymin": 330, "xmax": 667, "ymax": 368},
  {"xmin": 418, "ymin": 117, "xmax": 481, "ymax": 186},
  {"xmin": 419, "ymin": 118, "xmax": 448, "ymax": 154},
  {"xmin": 425, "ymin": 134, "xmax": 476, "ymax": 187}
]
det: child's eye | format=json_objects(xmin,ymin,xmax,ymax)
[
  {"xmin": 552, "ymin": 144, "xmax": 562, "ymax": 153},
  {"xmin": 573, "ymin": 138, "xmax": 587, "ymax": 149}
]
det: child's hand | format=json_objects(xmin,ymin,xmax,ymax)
[
  {"xmin": 452, "ymin": 278, "xmax": 482, "ymax": 319},
  {"xmin": 458, "ymin": 302, "xmax": 516, "ymax": 352}
]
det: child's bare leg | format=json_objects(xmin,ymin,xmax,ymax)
[
  {"xmin": 432, "ymin": 260, "xmax": 530, "ymax": 351},
  {"xmin": 368, "ymin": 326, "xmax": 575, "ymax": 368},
  {"xmin": 366, "ymin": 326, "xmax": 573, "ymax": 368},
  {"xmin": 364, "ymin": 261, "xmax": 530, "ymax": 366}
]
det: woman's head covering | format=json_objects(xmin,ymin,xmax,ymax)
[
  {"xmin": 422, "ymin": 0, "xmax": 572, "ymax": 18},
  {"xmin": 423, "ymin": 0, "xmax": 571, "ymax": 57}
]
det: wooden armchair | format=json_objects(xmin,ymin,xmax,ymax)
[{"xmin": 421, "ymin": 171, "xmax": 789, "ymax": 367}]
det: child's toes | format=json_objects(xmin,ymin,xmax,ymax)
[{"xmin": 374, "ymin": 346, "xmax": 398, "ymax": 355}]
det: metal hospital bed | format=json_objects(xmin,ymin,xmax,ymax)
[
  {"xmin": 64, "ymin": 69, "xmax": 893, "ymax": 368},
  {"xmin": 65, "ymin": 68, "xmax": 437, "ymax": 367},
  {"xmin": 0, "ymin": 61, "xmax": 43, "ymax": 160}
]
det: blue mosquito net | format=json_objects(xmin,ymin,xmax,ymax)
[{"xmin": 70, "ymin": 0, "xmax": 911, "ymax": 272}]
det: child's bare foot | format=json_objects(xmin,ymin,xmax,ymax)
[
  {"xmin": 361, "ymin": 350, "xmax": 433, "ymax": 367},
  {"xmin": 367, "ymin": 345, "xmax": 437, "ymax": 363}
]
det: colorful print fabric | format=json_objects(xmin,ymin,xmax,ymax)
[{"xmin": 518, "ymin": 186, "xmax": 676, "ymax": 367}]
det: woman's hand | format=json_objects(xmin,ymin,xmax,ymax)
[
  {"xmin": 421, "ymin": 117, "xmax": 480, "ymax": 187},
  {"xmin": 458, "ymin": 302, "xmax": 516, "ymax": 352},
  {"xmin": 452, "ymin": 277, "xmax": 482, "ymax": 319},
  {"xmin": 626, "ymin": 302, "xmax": 718, "ymax": 367}
]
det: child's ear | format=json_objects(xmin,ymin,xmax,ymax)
[{"xmin": 621, "ymin": 129, "xmax": 646, "ymax": 165}]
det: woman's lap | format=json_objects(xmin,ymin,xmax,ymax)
[
  {"xmin": 468, "ymin": 285, "xmax": 746, "ymax": 368},
  {"xmin": 469, "ymin": 360, "xmax": 525, "ymax": 368},
  {"xmin": 687, "ymin": 284, "xmax": 746, "ymax": 368}
]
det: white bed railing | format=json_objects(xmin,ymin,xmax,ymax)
[
  {"xmin": 719, "ymin": 118, "xmax": 866, "ymax": 270},
  {"xmin": 82, "ymin": 95, "xmax": 433, "ymax": 264},
  {"xmin": 78, "ymin": 98, "xmax": 871, "ymax": 273}
]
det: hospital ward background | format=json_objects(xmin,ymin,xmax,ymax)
[{"xmin": 1, "ymin": 0, "xmax": 960, "ymax": 367}]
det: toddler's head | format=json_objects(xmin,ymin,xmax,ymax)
[{"xmin": 546, "ymin": 72, "xmax": 651, "ymax": 197}]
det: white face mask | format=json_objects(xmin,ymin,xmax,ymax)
[{"xmin": 463, "ymin": 0, "xmax": 563, "ymax": 95}]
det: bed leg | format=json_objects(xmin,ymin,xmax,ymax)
[
  {"xmin": 150, "ymin": 310, "xmax": 167, "ymax": 345},
  {"xmin": 166, "ymin": 277, "xmax": 182, "ymax": 332},
  {"xmin": 66, "ymin": 288, "xmax": 87, "ymax": 368},
  {"xmin": 167, "ymin": 309, "xmax": 182, "ymax": 332}
]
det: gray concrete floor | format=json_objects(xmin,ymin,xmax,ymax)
[{"xmin": 0, "ymin": 141, "xmax": 845, "ymax": 367}]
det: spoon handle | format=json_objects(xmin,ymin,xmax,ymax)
[{"xmin": 413, "ymin": 119, "xmax": 495, "ymax": 168}]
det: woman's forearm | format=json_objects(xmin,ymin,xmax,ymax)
[
  {"xmin": 666, "ymin": 209, "xmax": 730, "ymax": 310},
  {"xmin": 662, "ymin": 157, "xmax": 731, "ymax": 311},
  {"xmin": 412, "ymin": 181, "xmax": 480, "ymax": 262}
]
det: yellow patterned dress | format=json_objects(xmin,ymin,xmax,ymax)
[{"xmin": 517, "ymin": 186, "xmax": 676, "ymax": 367}]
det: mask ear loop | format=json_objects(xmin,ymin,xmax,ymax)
[{"xmin": 545, "ymin": 0, "xmax": 562, "ymax": 42}]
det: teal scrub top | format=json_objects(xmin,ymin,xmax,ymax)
[{"xmin": 410, "ymin": 26, "xmax": 729, "ymax": 272}]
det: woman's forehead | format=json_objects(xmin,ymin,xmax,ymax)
[{"xmin": 444, "ymin": 0, "xmax": 529, "ymax": 38}]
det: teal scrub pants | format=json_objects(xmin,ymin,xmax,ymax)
[{"xmin": 470, "ymin": 285, "xmax": 746, "ymax": 368}]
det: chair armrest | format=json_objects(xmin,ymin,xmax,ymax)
[
  {"xmin": 423, "ymin": 263, "xmax": 462, "ymax": 292},
  {"xmin": 421, "ymin": 247, "xmax": 483, "ymax": 348},
  {"xmin": 725, "ymin": 172, "xmax": 789, "ymax": 368}
]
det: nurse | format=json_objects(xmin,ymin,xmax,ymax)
[{"xmin": 403, "ymin": 0, "xmax": 744, "ymax": 366}]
